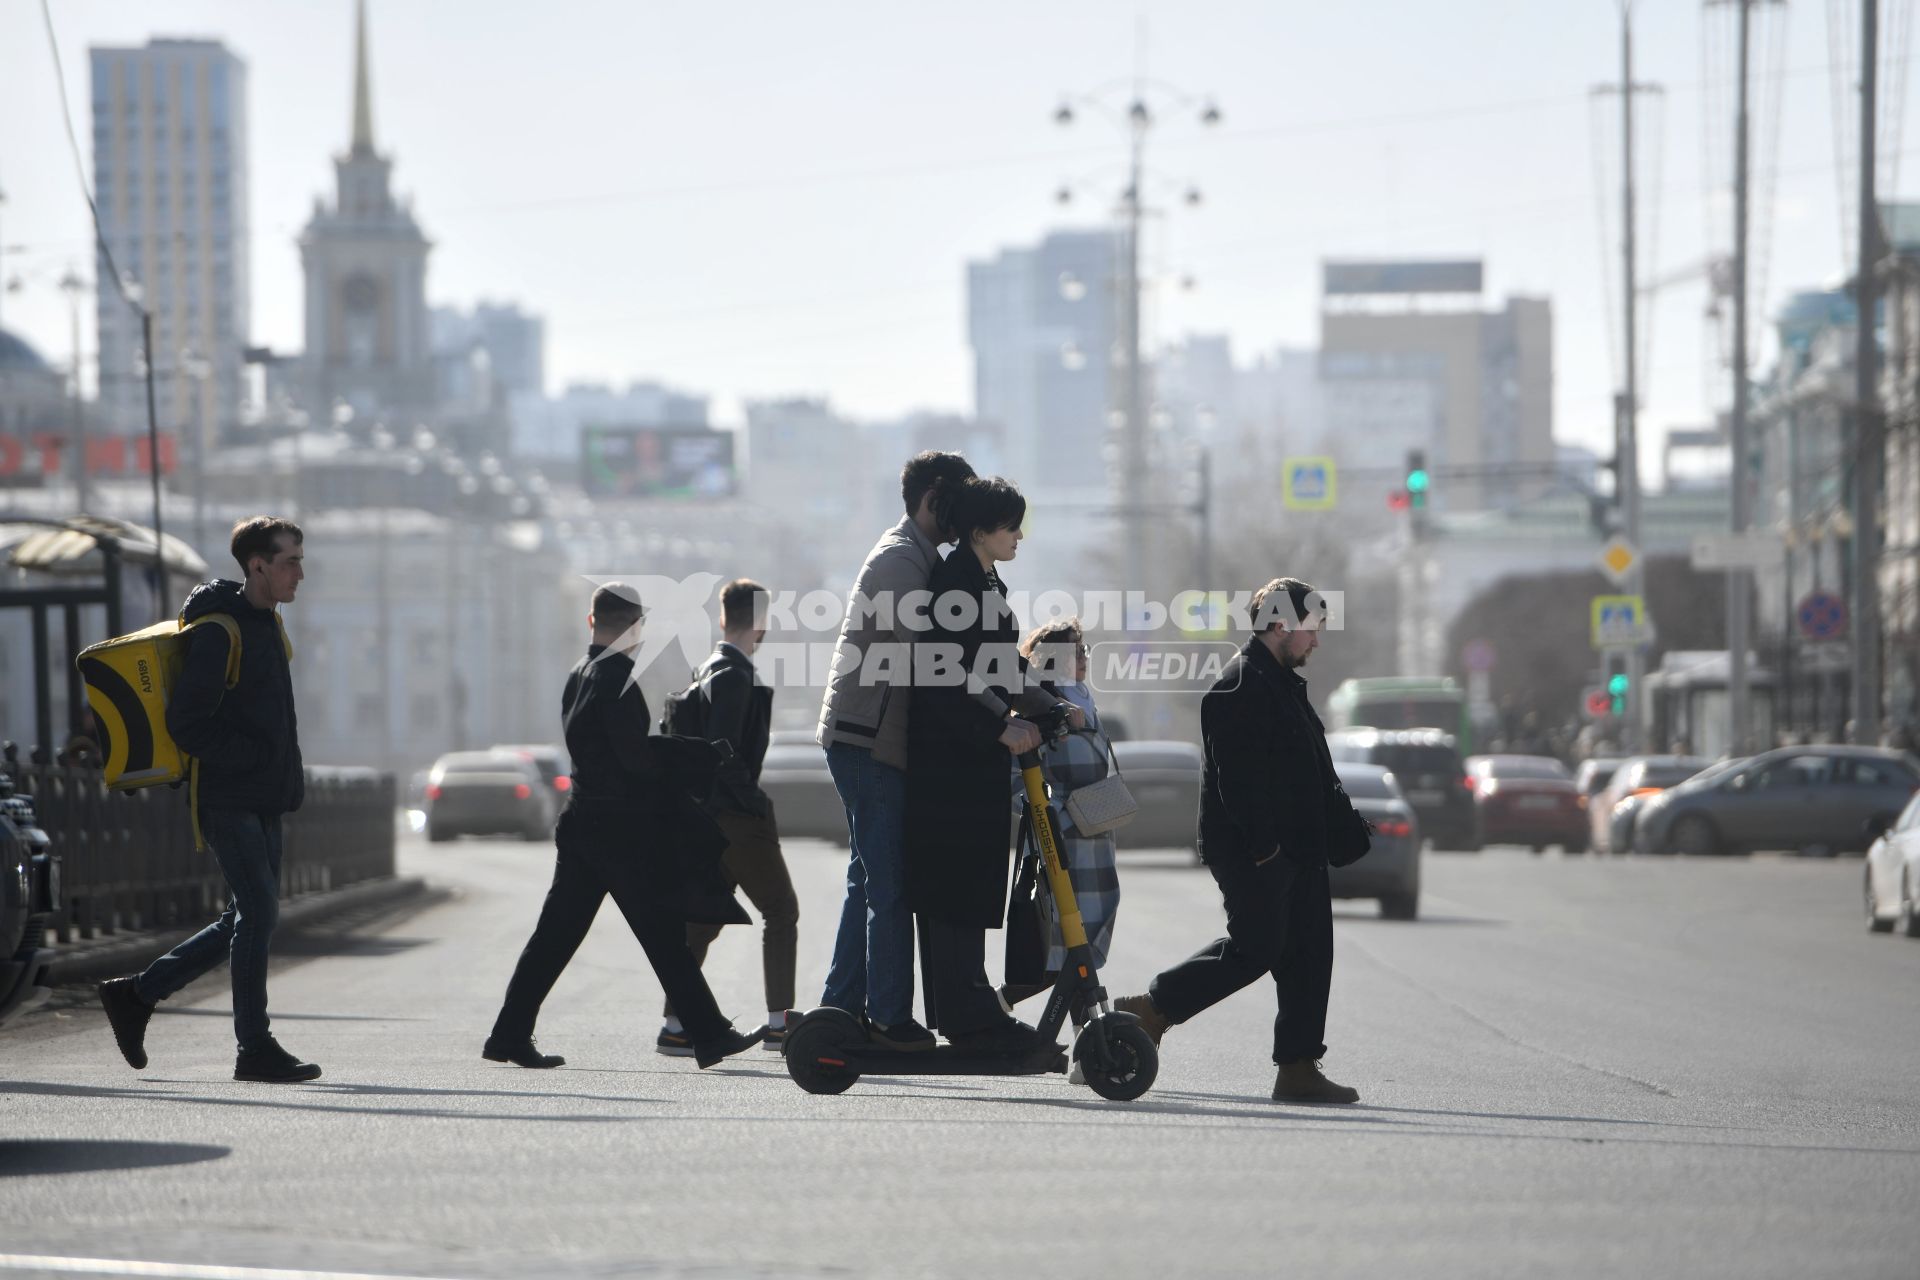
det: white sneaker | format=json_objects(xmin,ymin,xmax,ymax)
[{"xmin": 1067, "ymin": 1060, "xmax": 1086, "ymax": 1086}]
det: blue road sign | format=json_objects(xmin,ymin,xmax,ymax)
[
  {"xmin": 1282, "ymin": 457, "xmax": 1337, "ymax": 510},
  {"xmin": 1797, "ymin": 591, "xmax": 1847, "ymax": 641}
]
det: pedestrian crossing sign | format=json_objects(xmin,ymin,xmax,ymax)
[
  {"xmin": 1283, "ymin": 457, "xmax": 1337, "ymax": 510},
  {"xmin": 1590, "ymin": 594, "xmax": 1650, "ymax": 649}
]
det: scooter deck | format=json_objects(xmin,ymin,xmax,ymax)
[{"xmin": 812, "ymin": 1044, "xmax": 1066, "ymax": 1077}]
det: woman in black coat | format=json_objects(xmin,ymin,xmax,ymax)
[{"xmin": 906, "ymin": 476, "xmax": 1077, "ymax": 1052}]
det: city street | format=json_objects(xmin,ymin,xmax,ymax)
[{"xmin": 5, "ymin": 832, "xmax": 1920, "ymax": 1280}]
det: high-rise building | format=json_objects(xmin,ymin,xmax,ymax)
[
  {"xmin": 433, "ymin": 303, "xmax": 546, "ymax": 401},
  {"xmin": 1318, "ymin": 260, "xmax": 1553, "ymax": 509},
  {"xmin": 299, "ymin": 0, "xmax": 433, "ymax": 421},
  {"xmin": 89, "ymin": 38, "xmax": 250, "ymax": 452},
  {"xmin": 968, "ymin": 229, "xmax": 1119, "ymax": 495}
]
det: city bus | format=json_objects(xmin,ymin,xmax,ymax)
[{"xmin": 1325, "ymin": 677, "xmax": 1473, "ymax": 752}]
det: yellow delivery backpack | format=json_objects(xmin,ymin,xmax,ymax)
[{"xmin": 76, "ymin": 611, "xmax": 292, "ymax": 846}]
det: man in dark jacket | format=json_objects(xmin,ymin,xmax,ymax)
[
  {"xmin": 1117, "ymin": 577, "xmax": 1370, "ymax": 1104},
  {"xmin": 98, "ymin": 517, "xmax": 320, "ymax": 1083},
  {"xmin": 484, "ymin": 583, "xmax": 763, "ymax": 1070},
  {"xmin": 657, "ymin": 578, "xmax": 800, "ymax": 1056}
]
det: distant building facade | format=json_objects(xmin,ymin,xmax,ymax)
[
  {"xmin": 968, "ymin": 229, "xmax": 1120, "ymax": 495},
  {"xmin": 89, "ymin": 38, "xmax": 251, "ymax": 449},
  {"xmin": 1318, "ymin": 260, "xmax": 1553, "ymax": 510}
]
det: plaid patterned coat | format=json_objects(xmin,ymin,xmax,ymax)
[{"xmin": 1033, "ymin": 686, "xmax": 1122, "ymax": 971}]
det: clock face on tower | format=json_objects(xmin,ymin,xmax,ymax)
[{"xmin": 343, "ymin": 273, "xmax": 381, "ymax": 311}]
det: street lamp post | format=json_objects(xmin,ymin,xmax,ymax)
[
  {"xmin": 58, "ymin": 268, "xmax": 90, "ymax": 514},
  {"xmin": 1054, "ymin": 72, "xmax": 1220, "ymax": 619}
]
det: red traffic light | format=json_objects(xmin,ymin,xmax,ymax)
[
  {"xmin": 1584, "ymin": 690, "xmax": 1612, "ymax": 718},
  {"xmin": 1387, "ymin": 490, "xmax": 1411, "ymax": 512}
]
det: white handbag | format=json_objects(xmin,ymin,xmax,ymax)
[{"xmin": 1063, "ymin": 737, "xmax": 1137, "ymax": 837}]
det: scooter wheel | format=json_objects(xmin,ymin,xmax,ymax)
[
  {"xmin": 784, "ymin": 1008, "xmax": 863, "ymax": 1096},
  {"xmin": 1075, "ymin": 1018, "xmax": 1158, "ymax": 1102}
]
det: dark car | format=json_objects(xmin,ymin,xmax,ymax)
[
  {"xmin": 0, "ymin": 773, "xmax": 60, "ymax": 1027},
  {"xmin": 1111, "ymin": 740, "xmax": 1202, "ymax": 853},
  {"xmin": 1328, "ymin": 730, "xmax": 1478, "ymax": 851},
  {"xmin": 1330, "ymin": 762, "xmax": 1422, "ymax": 919},
  {"xmin": 758, "ymin": 743, "xmax": 848, "ymax": 845},
  {"xmin": 425, "ymin": 750, "xmax": 557, "ymax": 843},
  {"xmin": 1466, "ymin": 754, "xmax": 1587, "ymax": 853},
  {"xmin": 493, "ymin": 743, "xmax": 573, "ymax": 804},
  {"xmin": 1636, "ymin": 746, "xmax": 1920, "ymax": 856}
]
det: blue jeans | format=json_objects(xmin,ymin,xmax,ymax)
[
  {"xmin": 135, "ymin": 808, "xmax": 283, "ymax": 1053},
  {"xmin": 820, "ymin": 743, "xmax": 914, "ymax": 1025}
]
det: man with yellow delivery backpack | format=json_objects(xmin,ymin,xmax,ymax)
[{"xmin": 91, "ymin": 516, "xmax": 318, "ymax": 1083}]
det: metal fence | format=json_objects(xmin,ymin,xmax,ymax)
[{"xmin": 12, "ymin": 765, "xmax": 396, "ymax": 945}]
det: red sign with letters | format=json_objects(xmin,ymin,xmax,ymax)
[{"xmin": 0, "ymin": 432, "xmax": 178, "ymax": 479}]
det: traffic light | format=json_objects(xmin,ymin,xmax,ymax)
[
  {"xmin": 1607, "ymin": 671, "xmax": 1629, "ymax": 717},
  {"xmin": 1405, "ymin": 450, "xmax": 1429, "ymax": 509},
  {"xmin": 1387, "ymin": 489, "xmax": 1411, "ymax": 512}
]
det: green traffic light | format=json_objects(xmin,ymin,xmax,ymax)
[
  {"xmin": 1607, "ymin": 673, "xmax": 1629, "ymax": 696},
  {"xmin": 1406, "ymin": 469, "xmax": 1430, "ymax": 494}
]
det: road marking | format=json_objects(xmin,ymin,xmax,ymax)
[{"xmin": 0, "ymin": 1257, "xmax": 465, "ymax": 1280}]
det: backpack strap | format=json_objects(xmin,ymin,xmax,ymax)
[
  {"xmin": 177, "ymin": 612, "xmax": 246, "ymax": 852},
  {"xmin": 179, "ymin": 613, "xmax": 246, "ymax": 687}
]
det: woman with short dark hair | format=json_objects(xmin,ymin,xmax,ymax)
[{"xmin": 906, "ymin": 476, "xmax": 1073, "ymax": 1055}]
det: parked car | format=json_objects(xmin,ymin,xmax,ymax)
[
  {"xmin": 1328, "ymin": 730, "xmax": 1478, "ymax": 850},
  {"xmin": 1573, "ymin": 757, "xmax": 1627, "ymax": 813},
  {"xmin": 1111, "ymin": 740, "xmax": 1202, "ymax": 852},
  {"xmin": 0, "ymin": 772, "xmax": 59, "ymax": 1027},
  {"xmin": 1864, "ymin": 791, "xmax": 1920, "ymax": 935},
  {"xmin": 759, "ymin": 742, "xmax": 847, "ymax": 845},
  {"xmin": 767, "ymin": 729, "xmax": 820, "ymax": 749},
  {"xmin": 1330, "ymin": 762, "xmax": 1422, "ymax": 920},
  {"xmin": 424, "ymin": 750, "xmax": 557, "ymax": 843},
  {"xmin": 1635, "ymin": 745, "xmax": 1920, "ymax": 856},
  {"xmin": 1588, "ymin": 755, "xmax": 1712, "ymax": 854},
  {"xmin": 1465, "ymin": 755, "xmax": 1587, "ymax": 853},
  {"xmin": 492, "ymin": 743, "xmax": 572, "ymax": 803}
]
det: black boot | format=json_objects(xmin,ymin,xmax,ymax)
[
  {"xmin": 694, "ymin": 1026, "xmax": 767, "ymax": 1069},
  {"xmin": 99, "ymin": 976, "xmax": 153, "ymax": 1071},
  {"xmin": 233, "ymin": 1038, "xmax": 323, "ymax": 1083},
  {"xmin": 482, "ymin": 1037, "xmax": 565, "ymax": 1069}
]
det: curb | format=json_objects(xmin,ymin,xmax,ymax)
[{"xmin": 44, "ymin": 876, "xmax": 438, "ymax": 988}]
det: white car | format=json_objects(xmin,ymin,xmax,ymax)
[{"xmin": 1865, "ymin": 791, "xmax": 1920, "ymax": 935}]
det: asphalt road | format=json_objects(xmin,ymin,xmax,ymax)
[{"xmin": 4, "ymin": 831, "xmax": 1920, "ymax": 1280}]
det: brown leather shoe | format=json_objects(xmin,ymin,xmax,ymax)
[
  {"xmin": 1272, "ymin": 1059, "xmax": 1359, "ymax": 1104},
  {"xmin": 1114, "ymin": 994, "xmax": 1170, "ymax": 1046}
]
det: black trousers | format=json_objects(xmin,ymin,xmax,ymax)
[
  {"xmin": 1147, "ymin": 855, "xmax": 1333, "ymax": 1065},
  {"xmin": 917, "ymin": 917, "xmax": 1008, "ymax": 1036},
  {"xmin": 491, "ymin": 840, "xmax": 730, "ymax": 1047}
]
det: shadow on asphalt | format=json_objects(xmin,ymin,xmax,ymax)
[
  {"xmin": 1331, "ymin": 913, "xmax": 1510, "ymax": 927},
  {"xmin": 155, "ymin": 1008, "xmax": 429, "ymax": 1022},
  {"xmin": 0, "ymin": 1138, "xmax": 230, "ymax": 1177},
  {"xmin": 0, "ymin": 1078, "xmax": 665, "ymax": 1124},
  {"xmin": 270, "ymin": 934, "xmax": 437, "ymax": 958},
  {"xmin": 1146, "ymin": 1089, "xmax": 1713, "ymax": 1129}
]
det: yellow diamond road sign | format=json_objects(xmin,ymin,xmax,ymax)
[{"xmin": 1599, "ymin": 537, "xmax": 1637, "ymax": 586}]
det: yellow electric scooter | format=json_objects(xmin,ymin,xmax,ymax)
[{"xmin": 785, "ymin": 705, "xmax": 1159, "ymax": 1101}]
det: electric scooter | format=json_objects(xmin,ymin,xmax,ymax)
[{"xmin": 784, "ymin": 705, "xmax": 1159, "ymax": 1101}]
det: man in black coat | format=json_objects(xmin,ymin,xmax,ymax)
[
  {"xmin": 657, "ymin": 578, "xmax": 800, "ymax": 1056},
  {"xmin": 98, "ymin": 517, "xmax": 320, "ymax": 1083},
  {"xmin": 1117, "ymin": 577, "xmax": 1370, "ymax": 1104},
  {"xmin": 484, "ymin": 584, "xmax": 762, "ymax": 1070}
]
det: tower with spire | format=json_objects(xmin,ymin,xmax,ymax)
[{"xmin": 298, "ymin": 0, "xmax": 433, "ymax": 421}]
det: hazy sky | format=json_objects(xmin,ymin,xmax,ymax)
[{"xmin": 0, "ymin": 1, "xmax": 1903, "ymax": 470}]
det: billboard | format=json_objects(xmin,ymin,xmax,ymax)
[
  {"xmin": 1322, "ymin": 260, "xmax": 1484, "ymax": 296},
  {"xmin": 582, "ymin": 425, "xmax": 736, "ymax": 499}
]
